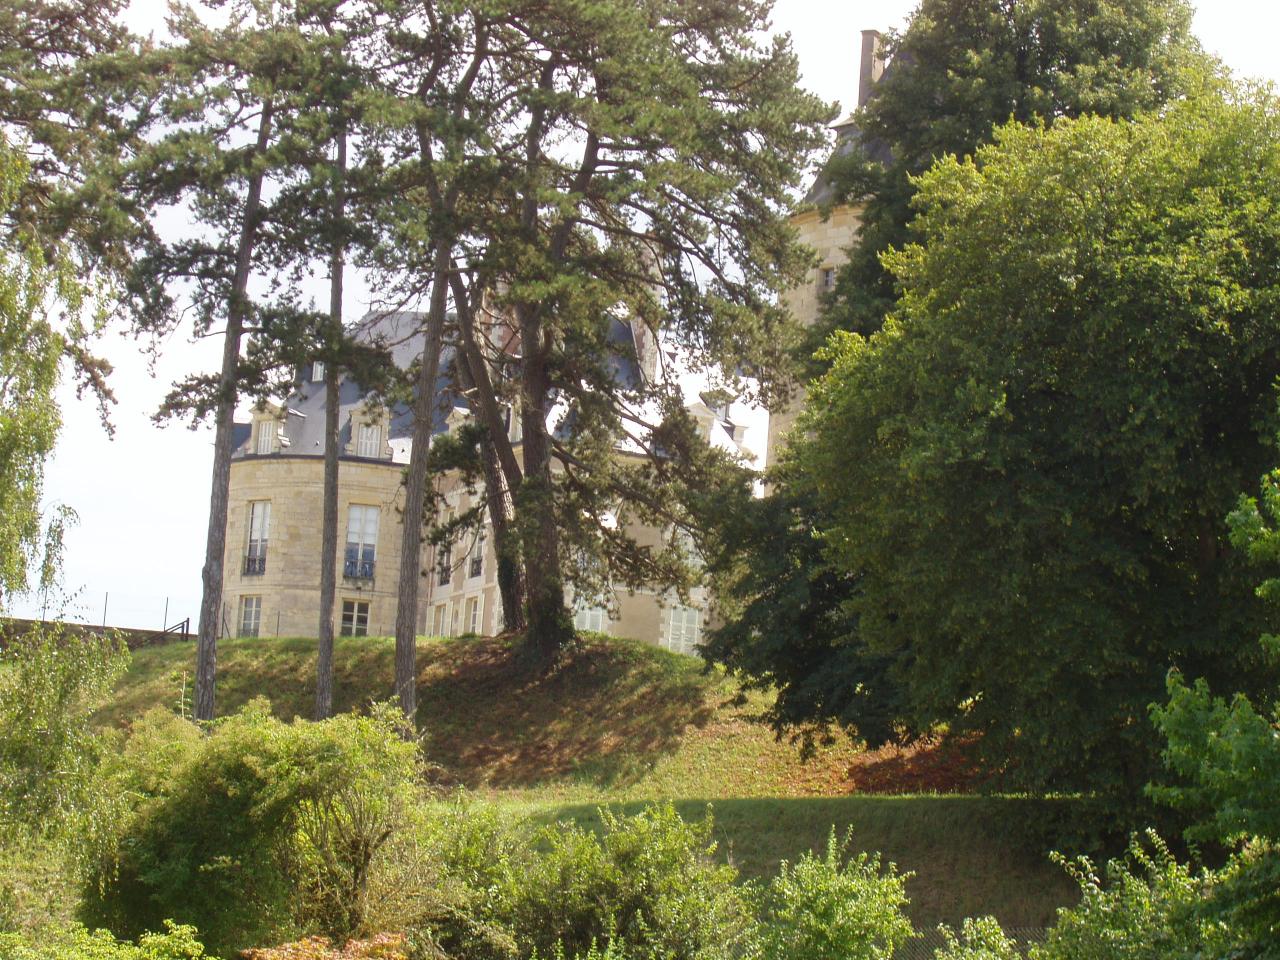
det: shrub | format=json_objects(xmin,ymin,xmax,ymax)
[
  {"xmin": 86, "ymin": 701, "xmax": 422, "ymax": 956},
  {"xmin": 410, "ymin": 803, "xmax": 754, "ymax": 960},
  {"xmin": 505, "ymin": 804, "xmax": 754, "ymax": 960},
  {"xmin": 400, "ymin": 799, "xmax": 525, "ymax": 960},
  {"xmin": 0, "ymin": 920, "xmax": 214, "ymax": 960},
  {"xmin": 0, "ymin": 627, "xmax": 128, "ymax": 936},
  {"xmin": 1031, "ymin": 832, "xmax": 1216, "ymax": 960},
  {"xmin": 758, "ymin": 829, "xmax": 913, "ymax": 960},
  {"xmin": 0, "ymin": 835, "xmax": 80, "ymax": 935},
  {"xmin": 241, "ymin": 933, "xmax": 409, "ymax": 960},
  {"xmin": 0, "ymin": 627, "xmax": 127, "ymax": 840},
  {"xmin": 931, "ymin": 918, "xmax": 1020, "ymax": 960}
]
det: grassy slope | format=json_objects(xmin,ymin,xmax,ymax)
[{"xmin": 100, "ymin": 634, "xmax": 1076, "ymax": 929}]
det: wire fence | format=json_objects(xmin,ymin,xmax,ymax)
[{"xmin": 896, "ymin": 927, "xmax": 1047, "ymax": 959}]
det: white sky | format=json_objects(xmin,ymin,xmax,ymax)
[{"xmin": 11, "ymin": 1, "xmax": 1280, "ymax": 629}]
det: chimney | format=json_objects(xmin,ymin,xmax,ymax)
[{"xmin": 858, "ymin": 30, "xmax": 885, "ymax": 108}]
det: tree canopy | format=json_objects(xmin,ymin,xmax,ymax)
[
  {"xmin": 790, "ymin": 92, "xmax": 1280, "ymax": 804},
  {"xmin": 815, "ymin": 0, "xmax": 1209, "ymax": 342}
]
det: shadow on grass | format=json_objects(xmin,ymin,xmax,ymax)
[
  {"xmin": 516, "ymin": 795, "xmax": 1080, "ymax": 930},
  {"xmin": 416, "ymin": 634, "xmax": 715, "ymax": 789},
  {"xmin": 100, "ymin": 634, "xmax": 721, "ymax": 791}
]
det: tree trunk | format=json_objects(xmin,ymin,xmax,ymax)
[
  {"xmin": 481, "ymin": 436, "xmax": 526, "ymax": 633},
  {"xmin": 392, "ymin": 242, "xmax": 451, "ymax": 722},
  {"xmin": 315, "ymin": 131, "xmax": 345, "ymax": 722},
  {"xmin": 517, "ymin": 311, "xmax": 572, "ymax": 661},
  {"xmin": 194, "ymin": 101, "xmax": 275, "ymax": 723},
  {"xmin": 453, "ymin": 331, "xmax": 526, "ymax": 631}
]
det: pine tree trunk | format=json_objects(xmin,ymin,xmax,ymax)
[
  {"xmin": 481, "ymin": 438, "xmax": 526, "ymax": 633},
  {"xmin": 454, "ymin": 339, "xmax": 526, "ymax": 632},
  {"xmin": 315, "ymin": 131, "xmax": 345, "ymax": 722},
  {"xmin": 316, "ymin": 363, "xmax": 339, "ymax": 719},
  {"xmin": 392, "ymin": 242, "xmax": 451, "ymax": 722},
  {"xmin": 448, "ymin": 276, "xmax": 527, "ymax": 631},
  {"xmin": 194, "ymin": 101, "xmax": 275, "ymax": 723},
  {"xmin": 517, "ymin": 317, "xmax": 572, "ymax": 661}
]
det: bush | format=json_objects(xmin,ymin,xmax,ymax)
[
  {"xmin": 86, "ymin": 701, "xmax": 422, "ymax": 956},
  {"xmin": 241, "ymin": 933, "xmax": 409, "ymax": 960},
  {"xmin": 1031, "ymin": 832, "xmax": 1216, "ymax": 960},
  {"xmin": 0, "ymin": 627, "xmax": 128, "ymax": 936},
  {"xmin": 758, "ymin": 829, "xmax": 913, "ymax": 960},
  {"xmin": 0, "ymin": 921, "xmax": 214, "ymax": 960},
  {"xmin": 0, "ymin": 627, "xmax": 127, "ymax": 840},
  {"xmin": 407, "ymin": 804, "xmax": 754, "ymax": 960},
  {"xmin": 931, "ymin": 918, "xmax": 1020, "ymax": 960},
  {"xmin": 502, "ymin": 804, "xmax": 754, "ymax": 960}
]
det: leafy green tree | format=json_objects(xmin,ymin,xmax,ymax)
[
  {"xmin": 794, "ymin": 92, "xmax": 1280, "ymax": 806},
  {"xmin": 816, "ymin": 0, "xmax": 1209, "ymax": 343},
  {"xmin": 707, "ymin": 0, "xmax": 1214, "ymax": 769},
  {"xmin": 702, "ymin": 465, "xmax": 906, "ymax": 754},
  {"xmin": 0, "ymin": 141, "xmax": 73, "ymax": 608}
]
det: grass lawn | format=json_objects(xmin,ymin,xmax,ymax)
[{"xmin": 99, "ymin": 633, "xmax": 1078, "ymax": 930}]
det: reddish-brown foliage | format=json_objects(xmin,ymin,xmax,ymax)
[{"xmin": 240, "ymin": 933, "xmax": 408, "ymax": 960}]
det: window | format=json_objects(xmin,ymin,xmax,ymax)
[
  {"xmin": 674, "ymin": 528, "xmax": 703, "ymax": 571},
  {"xmin": 340, "ymin": 599, "xmax": 370, "ymax": 637},
  {"xmin": 344, "ymin": 504, "xmax": 379, "ymax": 579},
  {"xmin": 665, "ymin": 605, "xmax": 702, "ymax": 656},
  {"xmin": 450, "ymin": 604, "xmax": 459, "ymax": 635},
  {"xmin": 820, "ymin": 267, "xmax": 836, "ymax": 291},
  {"xmin": 357, "ymin": 423, "xmax": 382, "ymax": 458},
  {"xmin": 469, "ymin": 528, "xmax": 486, "ymax": 579},
  {"xmin": 464, "ymin": 597, "xmax": 479, "ymax": 635},
  {"xmin": 311, "ymin": 360, "xmax": 326, "ymax": 383},
  {"xmin": 255, "ymin": 420, "xmax": 275, "ymax": 455},
  {"xmin": 244, "ymin": 501, "xmax": 270, "ymax": 574},
  {"xmin": 432, "ymin": 604, "xmax": 446, "ymax": 636},
  {"xmin": 438, "ymin": 542, "xmax": 452, "ymax": 586},
  {"xmin": 574, "ymin": 601, "xmax": 607, "ymax": 634},
  {"xmin": 238, "ymin": 596, "xmax": 262, "ymax": 637}
]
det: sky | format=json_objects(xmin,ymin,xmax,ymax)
[{"xmin": 11, "ymin": 0, "xmax": 1280, "ymax": 629}]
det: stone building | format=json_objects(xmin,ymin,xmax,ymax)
[
  {"xmin": 219, "ymin": 30, "xmax": 883, "ymax": 653},
  {"xmin": 221, "ymin": 309, "xmax": 767, "ymax": 652},
  {"xmin": 764, "ymin": 29, "xmax": 883, "ymax": 470}
]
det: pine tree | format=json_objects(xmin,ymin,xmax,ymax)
[
  {"xmin": 131, "ymin": 0, "xmax": 350, "ymax": 720},
  {"xmin": 371, "ymin": 0, "xmax": 830, "ymax": 665}
]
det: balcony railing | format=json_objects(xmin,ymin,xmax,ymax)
[
  {"xmin": 243, "ymin": 554, "xmax": 267, "ymax": 575},
  {"xmin": 344, "ymin": 557, "xmax": 375, "ymax": 579}
]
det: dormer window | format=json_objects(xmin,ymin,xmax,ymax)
[
  {"xmin": 255, "ymin": 421, "xmax": 274, "ymax": 455},
  {"xmin": 311, "ymin": 361, "xmax": 326, "ymax": 383},
  {"xmin": 357, "ymin": 423, "xmax": 382, "ymax": 458}
]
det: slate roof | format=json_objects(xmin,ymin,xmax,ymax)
[
  {"xmin": 802, "ymin": 47, "xmax": 899, "ymax": 208},
  {"xmin": 233, "ymin": 308, "xmax": 660, "ymax": 462},
  {"xmin": 232, "ymin": 310, "xmax": 456, "ymax": 462}
]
